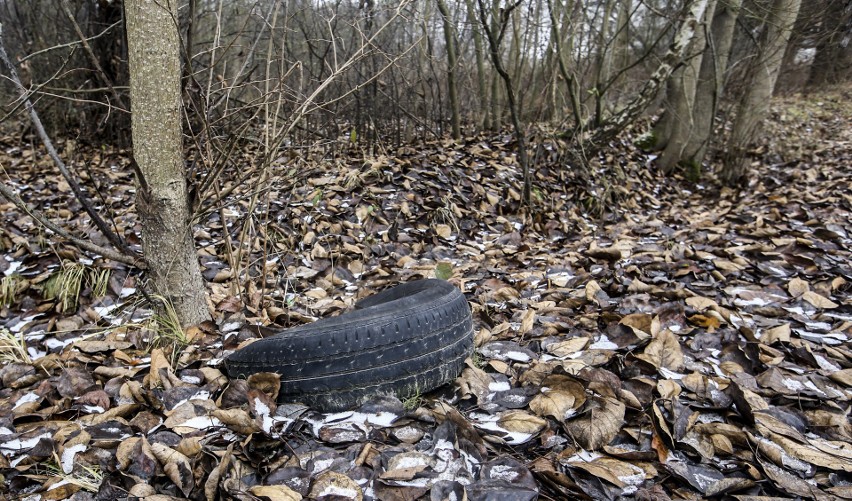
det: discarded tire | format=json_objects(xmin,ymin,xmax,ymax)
[{"xmin": 225, "ymin": 279, "xmax": 474, "ymax": 411}]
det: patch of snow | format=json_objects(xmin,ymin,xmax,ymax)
[
  {"xmin": 220, "ymin": 321, "xmax": 242, "ymax": 332},
  {"xmin": 565, "ymin": 450, "xmax": 602, "ymax": 462},
  {"xmin": 27, "ymin": 347, "xmax": 47, "ymax": 360},
  {"xmin": 589, "ymin": 335, "xmax": 618, "ymax": 350},
  {"xmin": 310, "ymin": 458, "xmax": 335, "ymax": 474},
  {"xmin": 8, "ymin": 314, "xmax": 43, "ymax": 333},
  {"xmin": 13, "ymin": 392, "xmax": 40, "ymax": 410},
  {"xmin": 176, "ymin": 416, "xmax": 222, "ymax": 430},
  {"xmin": 3, "ymin": 259, "xmax": 22, "ymax": 276},
  {"xmin": 318, "ymin": 484, "xmax": 359, "ymax": 498},
  {"xmin": 618, "ymin": 468, "xmax": 646, "ymax": 496},
  {"xmin": 814, "ymin": 355, "xmax": 840, "ymax": 372},
  {"xmin": 180, "ymin": 375, "xmax": 202, "ymax": 385},
  {"xmin": 505, "ymin": 351, "xmax": 531, "ymax": 362},
  {"xmin": 658, "ymin": 367, "xmax": 685, "ymax": 380},
  {"xmin": 469, "ymin": 413, "xmax": 534, "ymax": 445},
  {"xmin": 804, "ymin": 321, "xmax": 832, "ymax": 331},
  {"xmin": 61, "ymin": 443, "xmax": 87, "ymax": 474},
  {"xmin": 803, "ymin": 380, "xmax": 827, "ymax": 397},
  {"xmin": 489, "ymin": 381, "xmax": 510, "ymax": 392},
  {"xmin": 119, "ymin": 287, "xmax": 136, "ymax": 298},
  {"xmin": 393, "ymin": 455, "xmax": 430, "ymax": 469},
  {"xmin": 1, "ymin": 432, "xmax": 51, "ymax": 454},
  {"xmin": 82, "ymin": 406, "xmax": 105, "ymax": 414},
  {"xmin": 44, "ymin": 336, "xmax": 80, "ymax": 350},
  {"xmin": 488, "ymin": 464, "xmax": 518, "ymax": 482}
]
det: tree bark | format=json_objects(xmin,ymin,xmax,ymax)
[
  {"xmin": 657, "ymin": 0, "xmax": 718, "ymax": 174},
  {"xmin": 125, "ymin": 0, "xmax": 211, "ymax": 327},
  {"xmin": 465, "ymin": 0, "xmax": 490, "ymax": 130},
  {"xmin": 592, "ymin": 0, "xmax": 616, "ymax": 127},
  {"xmin": 588, "ymin": 0, "xmax": 710, "ymax": 149},
  {"xmin": 721, "ymin": 0, "xmax": 802, "ymax": 185},
  {"xmin": 477, "ymin": 0, "xmax": 531, "ymax": 205},
  {"xmin": 683, "ymin": 0, "xmax": 741, "ymax": 166},
  {"xmin": 547, "ymin": 0, "xmax": 583, "ymax": 130},
  {"xmin": 437, "ymin": 0, "xmax": 461, "ymax": 139}
]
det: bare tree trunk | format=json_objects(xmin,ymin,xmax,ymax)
[
  {"xmin": 592, "ymin": 0, "xmax": 615, "ymax": 127},
  {"xmin": 466, "ymin": 0, "xmax": 491, "ymax": 130},
  {"xmin": 547, "ymin": 0, "xmax": 583, "ymax": 130},
  {"xmin": 477, "ymin": 0, "xmax": 531, "ymax": 206},
  {"xmin": 609, "ymin": 0, "xmax": 632, "ymax": 110},
  {"xmin": 683, "ymin": 0, "xmax": 742, "ymax": 166},
  {"xmin": 125, "ymin": 0, "xmax": 211, "ymax": 327},
  {"xmin": 721, "ymin": 0, "xmax": 802, "ymax": 185},
  {"xmin": 657, "ymin": 0, "xmax": 718, "ymax": 174},
  {"xmin": 487, "ymin": 0, "xmax": 501, "ymax": 131},
  {"xmin": 588, "ymin": 0, "xmax": 710, "ymax": 149},
  {"xmin": 437, "ymin": 0, "xmax": 461, "ymax": 139},
  {"xmin": 806, "ymin": 0, "xmax": 852, "ymax": 87}
]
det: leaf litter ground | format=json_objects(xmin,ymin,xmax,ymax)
[{"xmin": 0, "ymin": 90, "xmax": 850, "ymax": 500}]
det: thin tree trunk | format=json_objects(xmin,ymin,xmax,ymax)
[
  {"xmin": 437, "ymin": 0, "xmax": 461, "ymax": 139},
  {"xmin": 125, "ymin": 0, "xmax": 211, "ymax": 327},
  {"xmin": 683, "ymin": 0, "xmax": 742, "ymax": 166},
  {"xmin": 721, "ymin": 0, "xmax": 802, "ymax": 185},
  {"xmin": 593, "ymin": 0, "xmax": 615, "ymax": 127},
  {"xmin": 657, "ymin": 0, "xmax": 718, "ymax": 174},
  {"xmin": 465, "ymin": 0, "xmax": 491, "ymax": 130},
  {"xmin": 608, "ymin": 0, "xmax": 632, "ymax": 111},
  {"xmin": 547, "ymin": 0, "xmax": 582, "ymax": 129},
  {"xmin": 477, "ymin": 0, "xmax": 531, "ymax": 205},
  {"xmin": 488, "ymin": 0, "xmax": 501, "ymax": 131}
]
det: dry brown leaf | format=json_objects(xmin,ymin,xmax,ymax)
[
  {"xmin": 787, "ymin": 277, "xmax": 810, "ymax": 297},
  {"xmin": 529, "ymin": 375, "xmax": 585, "ymax": 421},
  {"xmin": 685, "ymin": 296, "xmax": 718, "ymax": 311},
  {"xmin": 802, "ymin": 290, "xmax": 838, "ymax": 309},
  {"xmin": 636, "ymin": 330, "xmax": 684, "ymax": 371},
  {"xmin": 146, "ymin": 348, "xmax": 172, "ymax": 389},
  {"xmin": 546, "ymin": 337, "xmax": 590, "ymax": 357},
  {"xmin": 519, "ymin": 308, "xmax": 535, "ymax": 335},
  {"xmin": 565, "ymin": 396, "xmax": 625, "ymax": 450},
  {"xmin": 829, "ymin": 368, "xmax": 852, "ymax": 387},
  {"xmin": 498, "ymin": 410, "xmax": 547, "ymax": 435},
  {"xmin": 761, "ymin": 323, "xmax": 791, "ymax": 344},
  {"xmin": 248, "ymin": 485, "xmax": 303, "ymax": 501},
  {"xmin": 457, "ymin": 365, "xmax": 492, "ymax": 402},
  {"xmin": 150, "ymin": 443, "xmax": 194, "ymax": 495}
]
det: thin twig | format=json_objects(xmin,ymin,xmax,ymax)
[{"xmin": 18, "ymin": 20, "xmax": 122, "ymax": 63}]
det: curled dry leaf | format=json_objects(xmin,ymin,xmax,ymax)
[
  {"xmin": 308, "ymin": 471, "xmax": 362, "ymax": 500},
  {"xmin": 529, "ymin": 374, "xmax": 586, "ymax": 421},
  {"xmin": 150, "ymin": 442, "xmax": 194, "ymax": 496}
]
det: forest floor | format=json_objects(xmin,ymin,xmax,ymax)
[{"xmin": 0, "ymin": 88, "xmax": 850, "ymax": 500}]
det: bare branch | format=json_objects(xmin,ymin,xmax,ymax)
[
  {"xmin": 0, "ymin": 179, "xmax": 145, "ymax": 269},
  {"xmin": 0, "ymin": 22, "xmax": 131, "ymax": 255}
]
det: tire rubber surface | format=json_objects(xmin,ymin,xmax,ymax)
[{"xmin": 225, "ymin": 279, "xmax": 474, "ymax": 411}]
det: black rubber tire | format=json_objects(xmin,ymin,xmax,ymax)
[{"xmin": 225, "ymin": 279, "xmax": 473, "ymax": 411}]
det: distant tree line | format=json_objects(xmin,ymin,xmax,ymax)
[{"xmin": 1, "ymin": 0, "xmax": 849, "ymax": 182}]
